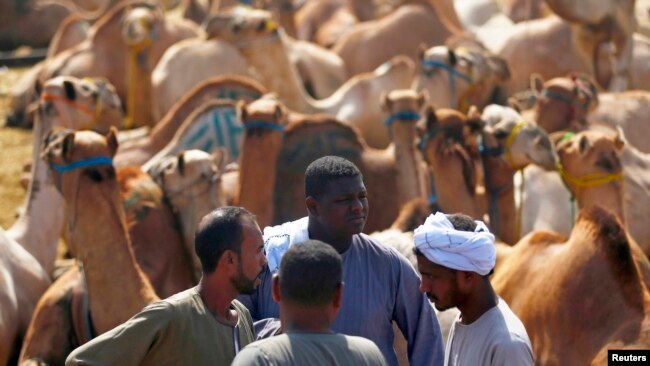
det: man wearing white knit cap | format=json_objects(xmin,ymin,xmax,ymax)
[{"xmin": 414, "ymin": 212, "xmax": 533, "ymax": 366}]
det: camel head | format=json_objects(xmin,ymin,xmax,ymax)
[
  {"xmin": 530, "ymin": 73, "xmax": 599, "ymax": 133},
  {"xmin": 120, "ymin": 2, "xmax": 165, "ymax": 52},
  {"xmin": 554, "ymin": 129, "xmax": 624, "ymax": 198},
  {"xmin": 414, "ymin": 45, "xmax": 509, "ymax": 112},
  {"xmin": 208, "ymin": 7, "xmax": 279, "ymax": 45},
  {"xmin": 381, "ymin": 89, "xmax": 428, "ymax": 142},
  {"xmin": 238, "ymin": 96, "xmax": 288, "ymax": 139},
  {"xmin": 149, "ymin": 148, "xmax": 227, "ymax": 280},
  {"xmin": 39, "ymin": 76, "xmax": 124, "ymax": 133},
  {"xmin": 481, "ymin": 104, "xmax": 557, "ymax": 170}
]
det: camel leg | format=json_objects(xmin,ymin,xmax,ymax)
[{"xmin": 19, "ymin": 269, "xmax": 80, "ymax": 366}]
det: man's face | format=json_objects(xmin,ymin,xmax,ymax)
[
  {"xmin": 417, "ymin": 254, "xmax": 462, "ymax": 312},
  {"xmin": 231, "ymin": 218, "xmax": 267, "ymax": 295},
  {"xmin": 313, "ymin": 176, "xmax": 369, "ymax": 238}
]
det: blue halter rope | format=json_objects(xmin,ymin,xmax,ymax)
[
  {"xmin": 384, "ymin": 112, "xmax": 421, "ymax": 127},
  {"xmin": 50, "ymin": 156, "xmax": 113, "ymax": 172},
  {"xmin": 242, "ymin": 121, "xmax": 285, "ymax": 132},
  {"xmin": 421, "ymin": 59, "xmax": 472, "ymax": 109}
]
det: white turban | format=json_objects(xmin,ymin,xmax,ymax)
[{"xmin": 413, "ymin": 212, "xmax": 496, "ymax": 275}]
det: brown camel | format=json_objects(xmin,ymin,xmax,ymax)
[
  {"xmin": 418, "ymin": 106, "xmax": 482, "ymax": 219},
  {"xmin": 37, "ymin": 1, "xmax": 201, "ymax": 128},
  {"xmin": 0, "ymin": 229, "xmax": 50, "ymax": 366},
  {"xmin": 233, "ymin": 95, "xmax": 426, "ymax": 232},
  {"xmin": 544, "ymin": 0, "xmax": 636, "ymax": 91},
  {"xmin": 493, "ymin": 206, "xmax": 650, "ymax": 364},
  {"xmin": 220, "ymin": 9, "xmax": 415, "ymax": 148},
  {"xmin": 19, "ymin": 128, "xmax": 160, "ymax": 365},
  {"xmin": 531, "ymin": 74, "xmax": 650, "ymax": 153},
  {"xmin": 114, "ymin": 75, "xmax": 266, "ymax": 167},
  {"xmin": 148, "ymin": 149, "xmax": 228, "ymax": 280},
  {"xmin": 556, "ymin": 129, "xmax": 650, "ymax": 258},
  {"xmin": 7, "ymin": 76, "xmax": 124, "ymax": 277}
]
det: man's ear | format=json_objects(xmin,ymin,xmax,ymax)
[
  {"xmin": 272, "ymin": 275, "xmax": 281, "ymax": 302},
  {"xmin": 219, "ymin": 249, "xmax": 237, "ymax": 270},
  {"xmin": 306, "ymin": 196, "xmax": 318, "ymax": 217},
  {"xmin": 332, "ymin": 283, "xmax": 343, "ymax": 309}
]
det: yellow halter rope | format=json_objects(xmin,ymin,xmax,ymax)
[
  {"xmin": 556, "ymin": 163, "xmax": 624, "ymax": 197},
  {"xmin": 504, "ymin": 121, "xmax": 526, "ymax": 168}
]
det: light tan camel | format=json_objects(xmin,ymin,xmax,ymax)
[
  {"xmin": 220, "ymin": 9, "xmax": 415, "ymax": 148},
  {"xmin": 544, "ymin": 0, "xmax": 636, "ymax": 91},
  {"xmin": 479, "ymin": 104, "xmax": 557, "ymax": 244},
  {"xmin": 114, "ymin": 75, "xmax": 266, "ymax": 167},
  {"xmin": 37, "ymin": 1, "xmax": 201, "ymax": 128},
  {"xmin": 331, "ymin": 1, "xmax": 460, "ymax": 76},
  {"xmin": 413, "ymin": 45, "xmax": 510, "ymax": 114},
  {"xmin": 531, "ymin": 74, "xmax": 650, "ymax": 153},
  {"xmin": 148, "ymin": 149, "xmax": 227, "ymax": 279},
  {"xmin": 295, "ymin": 0, "xmax": 358, "ymax": 48},
  {"xmin": 19, "ymin": 128, "xmax": 160, "ymax": 365},
  {"xmin": 556, "ymin": 129, "xmax": 650, "ymax": 258},
  {"xmin": 0, "ymin": 229, "xmax": 50, "ymax": 366},
  {"xmin": 493, "ymin": 206, "xmax": 650, "ymax": 364},
  {"xmin": 7, "ymin": 76, "xmax": 124, "ymax": 277},
  {"xmin": 233, "ymin": 95, "xmax": 426, "ymax": 232}
]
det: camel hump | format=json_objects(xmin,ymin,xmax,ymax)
[
  {"xmin": 574, "ymin": 206, "xmax": 639, "ymax": 291},
  {"xmin": 195, "ymin": 75, "xmax": 267, "ymax": 102},
  {"xmin": 280, "ymin": 117, "xmax": 364, "ymax": 175}
]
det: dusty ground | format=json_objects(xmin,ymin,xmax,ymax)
[{"xmin": 0, "ymin": 67, "xmax": 31, "ymax": 229}]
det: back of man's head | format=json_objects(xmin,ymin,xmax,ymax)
[
  {"xmin": 304, "ymin": 156, "xmax": 362, "ymax": 198},
  {"xmin": 195, "ymin": 206, "xmax": 256, "ymax": 274},
  {"xmin": 446, "ymin": 213, "xmax": 477, "ymax": 232},
  {"xmin": 279, "ymin": 240, "xmax": 342, "ymax": 306}
]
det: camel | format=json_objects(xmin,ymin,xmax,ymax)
[
  {"xmin": 220, "ymin": 9, "xmax": 415, "ymax": 148},
  {"xmin": 413, "ymin": 45, "xmax": 510, "ymax": 114},
  {"xmin": 148, "ymin": 149, "xmax": 228, "ymax": 280},
  {"xmin": 478, "ymin": 104, "xmax": 557, "ymax": 244},
  {"xmin": 331, "ymin": 2, "xmax": 459, "ymax": 76},
  {"xmin": 492, "ymin": 206, "xmax": 650, "ymax": 364},
  {"xmin": 7, "ymin": 76, "xmax": 125, "ymax": 277},
  {"xmin": 531, "ymin": 74, "xmax": 650, "ymax": 153},
  {"xmin": 19, "ymin": 128, "xmax": 160, "ymax": 365},
  {"xmin": 36, "ymin": 1, "xmax": 202, "ymax": 129},
  {"xmin": 418, "ymin": 106, "xmax": 483, "ymax": 219},
  {"xmin": 6, "ymin": 14, "xmax": 91, "ymax": 129},
  {"xmin": 0, "ymin": 229, "xmax": 50, "ymax": 366},
  {"xmin": 494, "ymin": 0, "xmax": 550, "ymax": 22},
  {"xmin": 556, "ymin": 129, "xmax": 650, "ymax": 258},
  {"xmin": 294, "ymin": 0, "xmax": 358, "ymax": 48},
  {"xmin": 114, "ymin": 75, "xmax": 266, "ymax": 167},
  {"xmin": 544, "ymin": 0, "xmax": 636, "ymax": 91}
]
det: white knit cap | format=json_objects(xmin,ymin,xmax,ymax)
[{"xmin": 413, "ymin": 212, "xmax": 496, "ymax": 275}]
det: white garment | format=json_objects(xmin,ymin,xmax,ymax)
[
  {"xmin": 445, "ymin": 298, "xmax": 534, "ymax": 366},
  {"xmin": 263, "ymin": 217, "xmax": 309, "ymax": 274},
  {"xmin": 414, "ymin": 212, "xmax": 496, "ymax": 275}
]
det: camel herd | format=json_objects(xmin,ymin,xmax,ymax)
[{"xmin": 2, "ymin": 0, "xmax": 650, "ymax": 365}]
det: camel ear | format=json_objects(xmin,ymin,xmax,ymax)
[
  {"xmin": 274, "ymin": 104, "xmax": 285, "ymax": 121},
  {"xmin": 530, "ymin": 74, "xmax": 544, "ymax": 95},
  {"xmin": 466, "ymin": 108, "xmax": 484, "ymax": 134},
  {"xmin": 467, "ymin": 105, "xmax": 480, "ymax": 120},
  {"xmin": 237, "ymin": 100, "xmax": 248, "ymax": 122},
  {"xmin": 417, "ymin": 90, "xmax": 429, "ymax": 110},
  {"xmin": 177, "ymin": 151, "xmax": 186, "ymax": 176},
  {"xmin": 203, "ymin": 14, "xmax": 231, "ymax": 39},
  {"xmin": 63, "ymin": 80, "xmax": 76, "ymax": 101},
  {"xmin": 486, "ymin": 56, "xmax": 510, "ymax": 81},
  {"xmin": 380, "ymin": 91, "xmax": 391, "ymax": 113},
  {"xmin": 578, "ymin": 135, "xmax": 590, "ymax": 155},
  {"xmin": 34, "ymin": 79, "xmax": 42, "ymax": 97},
  {"xmin": 613, "ymin": 132, "xmax": 625, "ymax": 152},
  {"xmin": 106, "ymin": 126, "xmax": 118, "ymax": 157},
  {"xmin": 424, "ymin": 105, "xmax": 438, "ymax": 131},
  {"xmin": 211, "ymin": 147, "xmax": 229, "ymax": 171},
  {"xmin": 447, "ymin": 49, "xmax": 457, "ymax": 67}
]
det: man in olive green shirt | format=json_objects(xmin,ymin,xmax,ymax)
[{"xmin": 66, "ymin": 206, "xmax": 268, "ymax": 366}]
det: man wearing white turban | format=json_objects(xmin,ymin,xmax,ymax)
[{"xmin": 414, "ymin": 212, "xmax": 534, "ymax": 366}]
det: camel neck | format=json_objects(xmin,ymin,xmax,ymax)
[
  {"xmin": 576, "ymin": 183, "xmax": 626, "ymax": 224},
  {"xmin": 392, "ymin": 124, "xmax": 426, "ymax": 204},
  {"xmin": 483, "ymin": 157, "xmax": 518, "ymax": 244},
  {"xmin": 429, "ymin": 148, "xmax": 481, "ymax": 218},
  {"xmin": 7, "ymin": 113, "xmax": 64, "ymax": 275},
  {"xmin": 236, "ymin": 132, "xmax": 283, "ymax": 228},
  {"xmin": 65, "ymin": 171, "xmax": 157, "ymax": 333}
]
